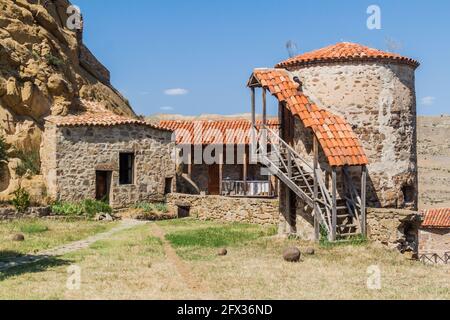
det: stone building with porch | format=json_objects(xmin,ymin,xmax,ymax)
[
  {"xmin": 41, "ymin": 100, "xmax": 176, "ymax": 209},
  {"xmin": 247, "ymin": 42, "xmax": 420, "ymax": 241},
  {"xmin": 159, "ymin": 119, "xmax": 279, "ymax": 198}
]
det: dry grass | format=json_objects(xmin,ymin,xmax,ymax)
[
  {"xmin": 0, "ymin": 218, "xmax": 118, "ymax": 261},
  {"xmin": 0, "ymin": 219, "xmax": 448, "ymax": 300}
]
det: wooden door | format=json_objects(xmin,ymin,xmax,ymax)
[
  {"xmin": 96, "ymin": 171, "xmax": 111, "ymax": 203},
  {"xmin": 208, "ymin": 165, "xmax": 220, "ymax": 195}
]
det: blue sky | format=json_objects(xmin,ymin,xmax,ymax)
[{"xmin": 73, "ymin": 0, "xmax": 450, "ymax": 116}]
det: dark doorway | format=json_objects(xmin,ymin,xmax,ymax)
[
  {"xmin": 96, "ymin": 171, "xmax": 112, "ymax": 203},
  {"xmin": 165, "ymin": 177, "xmax": 173, "ymax": 195},
  {"xmin": 208, "ymin": 164, "xmax": 220, "ymax": 195}
]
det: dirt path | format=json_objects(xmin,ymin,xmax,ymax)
[
  {"xmin": 150, "ymin": 223, "xmax": 214, "ymax": 298},
  {"xmin": 0, "ymin": 219, "xmax": 146, "ymax": 273}
]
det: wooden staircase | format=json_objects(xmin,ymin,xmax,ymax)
[{"xmin": 254, "ymin": 125, "xmax": 364, "ymax": 241}]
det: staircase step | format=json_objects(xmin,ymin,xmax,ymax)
[{"xmin": 337, "ymin": 224, "xmax": 358, "ymax": 228}]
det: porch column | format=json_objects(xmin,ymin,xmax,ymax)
[
  {"xmin": 361, "ymin": 165, "xmax": 367, "ymax": 237},
  {"xmin": 188, "ymin": 146, "xmax": 193, "ymax": 178},
  {"xmin": 313, "ymin": 137, "xmax": 320, "ymax": 241},
  {"xmin": 251, "ymin": 87, "xmax": 256, "ymax": 128},
  {"xmin": 262, "ymin": 88, "xmax": 267, "ymax": 126},
  {"xmin": 331, "ymin": 167, "xmax": 338, "ymax": 242},
  {"xmin": 219, "ymin": 150, "xmax": 224, "ymax": 195},
  {"xmin": 243, "ymin": 146, "xmax": 248, "ymax": 194}
]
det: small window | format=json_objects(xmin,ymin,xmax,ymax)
[
  {"xmin": 402, "ymin": 185, "xmax": 415, "ymax": 204},
  {"xmin": 119, "ymin": 153, "xmax": 134, "ymax": 185}
]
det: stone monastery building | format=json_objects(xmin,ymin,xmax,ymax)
[{"xmin": 39, "ymin": 42, "xmax": 421, "ymax": 243}]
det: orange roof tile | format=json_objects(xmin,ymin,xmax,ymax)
[
  {"xmin": 276, "ymin": 42, "xmax": 420, "ymax": 69},
  {"xmin": 249, "ymin": 68, "xmax": 369, "ymax": 167},
  {"xmin": 421, "ymin": 208, "xmax": 450, "ymax": 229},
  {"xmin": 158, "ymin": 119, "xmax": 279, "ymax": 145},
  {"xmin": 46, "ymin": 100, "xmax": 170, "ymax": 131}
]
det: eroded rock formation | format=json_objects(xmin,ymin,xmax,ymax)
[{"xmin": 0, "ymin": 0, "xmax": 135, "ymax": 202}]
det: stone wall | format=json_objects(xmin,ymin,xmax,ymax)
[
  {"xmin": 419, "ymin": 228, "xmax": 450, "ymax": 255},
  {"xmin": 290, "ymin": 62, "xmax": 418, "ymax": 210},
  {"xmin": 41, "ymin": 123, "xmax": 175, "ymax": 208},
  {"xmin": 0, "ymin": 207, "xmax": 51, "ymax": 220},
  {"xmin": 367, "ymin": 208, "xmax": 421, "ymax": 254},
  {"xmin": 167, "ymin": 193, "xmax": 279, "ymax": 225}
]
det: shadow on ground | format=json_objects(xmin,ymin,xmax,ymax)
[{"xmin": 0, "ymin": 251, "xmax": 71, "ymax": 281}]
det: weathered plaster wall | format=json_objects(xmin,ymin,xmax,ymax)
[
  {"xmin": 167, "ymin": 193, "xmax": 279, "ymax": 225},
  {"xmin": 41, "ymin": 123, "xmax": 175, "ymax": 208},
  {"xmin": 290, "ymin": 62, "xmax": 418, "ymax": 210},
  {"xmin": 419, "ymin": 228, "xmax": 450, "ymax": 255}
]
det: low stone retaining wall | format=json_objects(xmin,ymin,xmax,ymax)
[
  {"xmin": 0, "ymin": 207, "xmax": 52, "ymax": 220},
  {"xmin": 367, "ymin": 208, "xmax": 421, "ymax": 255},
  {"xmin": 167, "ymin": 193, "xmax": 279, "ymax": 225}
]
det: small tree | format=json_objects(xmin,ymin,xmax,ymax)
[
  {"xmin": 12, "ymin": 187, "xmax": 31, "ymax": 213},
  {"xmin": 0, "ymin": 135, "xmax": 8, "ymax": 163}
]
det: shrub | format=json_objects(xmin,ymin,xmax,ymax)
[
  {"xmin": 12, "ymin": 149, "xmax": 40, "ymax": 177},
  {"xmin": 45, "ymin": 53, "xmax": 64, "ymax": 67},
  {"xmin": 81, "ymin": 199, "xmax": 112, "ymax": 217},
  {"xmin": 51, "ymin": 201, "xmax": 83, "ymax": 216},
  {"xmin": 0, "ymin": 135, "xmax": 8, "ymax": 163},
  {"xmin": 11, "ymin": 187, "xmax": 31, "ymax": 213},
  {"xmin": 51, "ymin": 199, "xmax": 112, "ymax": 218}
]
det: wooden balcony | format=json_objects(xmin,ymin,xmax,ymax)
[{"xmin": 221, "ymin": 180, "xmax": 276, "ymax": 198}]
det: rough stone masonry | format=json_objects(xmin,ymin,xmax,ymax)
[
  {"xmin": 41, "ymin": 123, "xmax": 176, "ymax": 208},
  {"xmin": 290, "ymin": 62, "xmax": 418, "ymax": 210}
]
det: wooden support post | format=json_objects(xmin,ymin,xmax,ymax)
[
  {"xmin": 251, "ymin": 87, "xmax": 256, "ymax": 128},
  {"xmin": 262, "ymin": 88, "xmax": 267, "ymax": 126},
  {"xmin": 188, "ymin": 146, "xmax": 193, "ymax": 178},
  {"xmin": 278, "ymin": 102, "xmax": 284, "ymax": 140},
  {"xmin": 313, "ymin": 137, "xmax": 320, "ymax": 241},
  {"xmin": 331, "ymin": 167, "xmax": 338, "ymax": 242},
  {"xmin": 243, "ymin": 147, "xmax": 248, "ymax": 194},
  {"xmin": 219, "ymin": 151, "xmax": 224, "ymax": 195},
  {"xmin": 287, "ymin": 151, "xmax": 292, "ymax": 179},
  {"xmin": 361, "ymin": 165, "xmax": 367, "ymax": 237}
]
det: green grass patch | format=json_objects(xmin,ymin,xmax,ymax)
[
  {"xmin": 51, "ymin": 199, "xmax": 112, "ymax": 218},
  {"xmin": 166, "ymin": 223, "xmax": 276, "ymax": 248},
  {"xmin": 19, "ymin": 222, "xmax": 49, "ymax": 234},
  {"xmin": 320, "ymin": 234, "xmax": 368, "ymax": 249}
]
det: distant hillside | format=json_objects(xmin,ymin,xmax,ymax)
[{"xmin": 418, "ymin": 115, "xmax": 450, "ymax": 209}]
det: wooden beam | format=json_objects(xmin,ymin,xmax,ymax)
[
  {"xmin": 219, "ymin": 151, "xmax": 224, "ymax": 195},
  {"xmin": 251, "ymin": 87, "xmax": 256, "ymax": 128},
  {"xmin": 313, "ymin": 137, "xmax": 320, "ymax": 241},
  {"xmin": 243, "ymin": 147, "xmax": 248, "ymax": 194},
  {"xmin": 187, "ymin": 146, "xmax": 193, "ymax": 178},
  {"xmin": 262, "ymin": 88, "xmax": 267, "ymax": 126},
  {"xmin": 361, "ymin": 165, "xmax": 367, "ymax": 237},
  {"xmin": 287, "ymin": 150, "xmax": 292, "ymax": 179},
  {"xmin": 331, "ymin": 167, "xmax": 337, "ymax": 242}
]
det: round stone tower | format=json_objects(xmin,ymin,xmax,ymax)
[{"xmin": 276, "ymin": 42, "xmax": 420, "ymax": 210}]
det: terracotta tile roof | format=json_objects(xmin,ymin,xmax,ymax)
[
  {"xmin": 248, "ymin": 68, "xmax": 369, "ymax": 167},
  {"xmin": 421, "ymin": 208, "xmax": 450, "ymax": 229},
  {"xmin": 158, "ymin": 119, "xmax": 279, "ymax": 145},
  {"xmin": 46, "ymin": 100, "xmax": 170, "ymax": 131},
  {"xmin": 276, "ymin": 42, "xmax": 420, "ymax": 69}
]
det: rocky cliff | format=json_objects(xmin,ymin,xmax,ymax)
[{"xmin": 0, "ymin": 0, "xmax": 135, "ymax": 201}]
